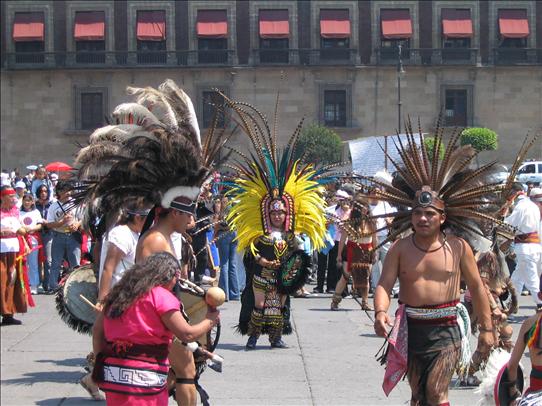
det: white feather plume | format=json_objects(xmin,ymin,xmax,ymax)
[
  {"xmin": 126, "ymin": 85, "xmax": 178, "ymax": 130},
  {"xmin": 159, "ymin": 79, "xmax": 201, "ymax": 147},
  {"xmin": 89, "ymin": 124, "xmax": 145, "ymax": 143},
  {"xmin": 161, "ymin": 186, "xmax": 201, "ymax": 208},
  {"xmin": 475, "ymin": 348, "xmax": 514, "ymax": 405},
  {"xmin": 112, "ymin": 103, "xmax": 164, "ymax": 129}
]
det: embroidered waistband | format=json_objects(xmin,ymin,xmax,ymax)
[{"xmin": 405, "ymin": 300, "xmax": 460, "ymax": 324}]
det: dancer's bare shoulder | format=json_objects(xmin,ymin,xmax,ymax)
[{"xmin": 136, "ymin": 229, "xmax": 173, "ymax": 262}]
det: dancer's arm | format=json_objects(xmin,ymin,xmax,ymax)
[{"xmin": 161, "ymin": 308, "xmax": 220, "ymax": 343}]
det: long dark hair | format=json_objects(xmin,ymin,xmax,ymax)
[
  {"xmin": 36, "ymin": 184, "xmax": 50, "ymax": 202},
  {"xmin": 103, "ymin": 252, "xmax": 180, "ymax": 319}
]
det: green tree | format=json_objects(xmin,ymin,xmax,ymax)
[
  {"xmin": 423, "ymin": 137, "xmax": 445, "ymax": 161},
  {"xmin": 294, "ymin": 123, "xmax": 343, "ymax": 166},
  {"xmin": 460, "ymin": 127, "xmax": 498, "ymax": 152}
]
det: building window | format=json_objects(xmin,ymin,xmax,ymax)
[
  {"xmin": 81, "ymin": 92, "xmax": 104, "ymax": 130},
  {"xmin": 202, "ymin": 90, "xmax": 225, "ymax": 129},
  {"xmin": 73, "ymin": 11, "xmax": 105, "ymax": 64},
  {"xmin": 258, "ymin": 9, "xmax": 289, "ymax": 64},
  {"xmin": 319, "ymin": 9, "xmax": 351, "ymax": 61},
  {"xmin": 136, "ymin": 10, "xmax": 166, "ymax": 64},
  {"xmin": 379, "ymin": 9, "xmax": 412, "ymax": 62},
  {"xmin": 12, "ymin": 12, "xmax": 45, "ymax": 64},
  {"xmin": 440, "ymin": 8, "xmax": 473, "ymax": 62},
  {"xmin": 444, "ymin": 89, "xmax": 468, "ymax": 127},
  {"xmin": 197, "ymin": 10, "xmax": 228, "ymax": 64},
  {"xmin": 323, "ymin": 90, "xmax": 347, "ymax": 127}
]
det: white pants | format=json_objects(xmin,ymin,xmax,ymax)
[{"xmin": 511, "ymin": 250, "xmax": 542, "ymax": 305}]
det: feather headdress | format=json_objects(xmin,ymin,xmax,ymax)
[
  {"xmin": 218, "ymin": 92, "xmax": 338, "ymax": 255},
  {"xmin": 70, "ymin": 79, "xmax": 229, "ymax": 237},
  {"xmin": 347, "ymin": 117, "xmax": 528, "ymax": 247}
]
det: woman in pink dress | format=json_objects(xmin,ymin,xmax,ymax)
[{"xmin": 92, "ymin": 252, "xmax": 219, "ymax": 406}]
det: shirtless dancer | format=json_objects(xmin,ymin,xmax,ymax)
[
  {"xmin": 136, "ymin": 194, "xmax": 215, "ymax": 406},
  {"xmin": 356, "ymin": 122, "xmax": 511, "ymax": 406},
  {"xmin": 374, "ymin": 203, "xmax": 493, "ymax": 405}
]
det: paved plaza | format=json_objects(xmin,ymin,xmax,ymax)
[{"xmin": 1, "ymin": 289, "xmax": 536, "ymax": 405}]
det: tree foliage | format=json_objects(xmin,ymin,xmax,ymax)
[
  {"xmin": 460, "ymin": 127, "xmax": 498, "ymax": 152},
  {"xmin": 295, "ymin": 124, "xmax": 343, "ymax": 166},
  {"xmin": 423, "ymin": 137, "xmax": 445, "ymax": 161}
]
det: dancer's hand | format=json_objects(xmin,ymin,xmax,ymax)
[
  {"xmin": 374, "ymin": 311, "xmax": 392, "ymax": 337},
  {"xmin": 478, "ymin": 330, "xmax": 495, "ymax": 349},
  {"xmin": 206, "ymin": 308, "xmax": 220, "ymax": 327}
]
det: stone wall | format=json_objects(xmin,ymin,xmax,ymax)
[{"xmin": 1, "ymin": 65, "xmax": 541, "ymax": 170}]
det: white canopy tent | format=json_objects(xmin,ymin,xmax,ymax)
[{"xmin": 348, "ymin": 133, "xmax": 423, "ymax": 177}]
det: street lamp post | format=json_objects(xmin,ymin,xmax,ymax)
[
  {"xmin": 397, "ymin": 44, "xmax": 405, "ymax": 134},
  {"xmin": 386, "ymin": 44, "xmax": 405, "ymax": 171}
]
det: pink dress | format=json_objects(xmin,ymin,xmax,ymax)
[{"xmin": 101, "ymin": 286, "xmax": 180, "ymax": 406}]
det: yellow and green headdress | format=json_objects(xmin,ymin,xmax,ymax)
[{"xmin": 217, "ymin": 93, "xmax": 337, "ymax": 255}]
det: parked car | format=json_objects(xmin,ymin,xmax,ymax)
[
  {"xmin": 516, "ymin": 161, "xmax": 542, "ymax": 186},
  {"xmin": 488, "ymin": 164, "xmax": 509, "ymax": 184}
]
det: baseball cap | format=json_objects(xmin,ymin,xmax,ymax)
[
  {"xmin": 50, "ymin": 173, "xmax": 59, "ymax": 181},
  {"xmin": 15, "ymin": 181, "xmax": 26, "ymax": 189}
]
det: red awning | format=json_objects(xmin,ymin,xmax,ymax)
[
  {"xmin": 320, "ymin": 9, "xmax": 350, "ymax": 39},
  {"xmin": 13, "ymin": 12, "xmax": 44, "ymax": 42},
  {"xmin": 499, "ymin": 9, "xmax": 529, "ymax": 38},
  {"xmin": 197, "ymin": 10, "xmax": 228, "ymax": 38},
  {"xmin": 74, "ymin": 11, "xmax": 105, "ymax": 41},
  {"xmin": 442, "ymin": 9, "xmax": 473, "ymax": 38},
  {"xmin": 381, "ymin": 9, "xmax": 412, "ymax": 39},
  {"xmin": 259, "ymin": 9, "xmax": 289, "ymax": 39},
  {"xmin": 136, "ymin": 10, "xmax": 166, "ymax": 41}
]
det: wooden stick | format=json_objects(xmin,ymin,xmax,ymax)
[{"xmin": 79, "ymin": 294, "xmax": 100, "ymax": 310}]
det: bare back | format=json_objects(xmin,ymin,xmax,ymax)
[
  {"xmin": 396, "ymin": 235, "xmax": 464, "ymax": 307},
  {"xmin": 135, "ymin": 228, "xmax": 175, "ymax": 263}
]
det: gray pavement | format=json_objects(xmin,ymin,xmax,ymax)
[{"xmin": 1, "ymin": 289, "xmax": 536, "ymax": 405}]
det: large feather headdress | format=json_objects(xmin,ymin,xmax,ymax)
[
  {"xmin": 218, "ymin": 92, "xmax": 338, "ymax": 255},
  {"xmin": 70, "ymin": 79, "xmax": 229, "ymax": 237},
  {"xmin": 348, "ymin": 117, "xmax": 533, "ymax": 247}
]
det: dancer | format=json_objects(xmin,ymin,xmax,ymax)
[
  {"xmin": 219, "ymin": 92, "xmax": 336, "ymax": 350},
  {"xmin": 462, "ymin": 226, "xmax": 518, "ymax": 387},
  {"xmin": 70, "ymin": 79, "xmax": 228, "ymax": 406},
  {"xmin": 502, "ymin": 311, "xmax": 542, "ymax": 405},
  {"xmin": 332, "ymin": 195, "xmax": 377, "ymax": 310},
  {"xmin": 92, "ymin": 252, "xmax": 219, "ymax": 406},
  {"xmin": 356, "ymin": 121, "xmax": 536, "ymax": 405},
  {"xmin": 0, "ymin": 186, "xmax": 29, "ymax": 325}
]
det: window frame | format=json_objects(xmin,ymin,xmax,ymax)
[
  {"xmin": 319, "ymin": 84, "xmax": 352, "ymax": 128},
  {"xmin": 440, "ymin": 85, "xmax": 473, "ymax": 127},
  {"xmin": 74, "ymin": 86, "xmax": 109, "ymax": 132}
]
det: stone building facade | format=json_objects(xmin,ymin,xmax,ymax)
[{"xmin": 1, "ymin": 0, "xmax": 541, "ymax": 169}]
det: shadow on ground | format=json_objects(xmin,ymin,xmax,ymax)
[
  {"xmin": 36, "ymin": 358, "xmax": 85, "ymax": 368},
  {"xmin": 2, "ymin": 370, "xmax": 83, "ymax": 385},
  {"xmin": 35, "ymin": 397, "xmax": 104, "ymax": 405}
]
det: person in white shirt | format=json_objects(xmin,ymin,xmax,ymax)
[
  {"xmin": 368, "ymin": 171, "xmax": 398, "ymax": 295},
  {"xmin": 0, "ymin": 186, "xmax": 29, "ymax": 325},
  {"xmin": 529, "ymin": 187, "xmax": 542, "ymax": 249},
  {"xmin": 46, "ymin": 181, "xmax": 82, "ymax": 291},
  {"xmin": 97, "ymin": 206, "xmax": 149, "ymax": 305},
  {"xmin": 504, "ymin": 183, "xmax": 542, "ymax": 307},
  {"xmin": 19, "ymin": 193, "xmax": 43, "ymax": 294}
]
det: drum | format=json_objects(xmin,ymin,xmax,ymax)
[
  {"xmin": 174, "ymin": 280, "xmax": 221, "ymax": 356},
  {"xmin": 55, "ymin": 264, "xmax": 98, "ymax": 335},
  {"xmin": 276, "ymin": 249, "xmax": 311, "ymax": 295}
]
